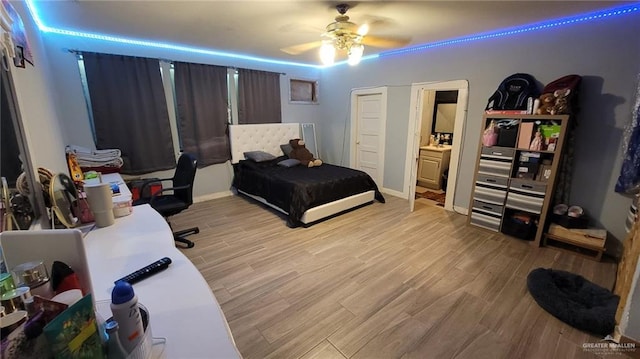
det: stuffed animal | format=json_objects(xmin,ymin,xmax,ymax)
[
  {"xmin": 535, "ymin": 93, "xmax": 555, "ymax": 115},
  {"xmin": 551, "ymin": 88, "xmax": 571, "ymax": 115},
  {"xmin": 288, "ymin": 139, "xmax": 322, "ymax": 167}
]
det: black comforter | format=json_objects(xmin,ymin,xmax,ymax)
[{"xmin": 233, "ymin": 157, "xmax": 385, "ymax": 227}]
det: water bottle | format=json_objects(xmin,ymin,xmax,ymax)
[
  {"xmin": 110, "ymin": 282, "xmax": 144, "ymax": 354},
  {"xmin": 105, "ymin": 320, "xmax": 128, "ymax": 359}
]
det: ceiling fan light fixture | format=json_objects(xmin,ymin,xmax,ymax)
[
  {"xmin": 347, "ymin": 43, "xmax": 364, "ymax": 66},
  {"xmin": 320, "ymin": 41, "xmax": 335, "ymax": 65},
  {"xmin": 357, "ymin": 23, "xmax": 370, "ymax": 36}
]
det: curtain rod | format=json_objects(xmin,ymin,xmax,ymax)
[{"xmin": 66, "ymin": 49, "xmax": 286, "ymax": 75}]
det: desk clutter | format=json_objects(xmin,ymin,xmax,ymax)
[
  {"xmin": 0, "ymin": 256, "xmax": 156, "ymax": 358},
  {"xmin": 43, "ymin": 171, "xmax": 133, "ymax": 230},
  {"xmin": 65, "ymin": 145, "xmax": 123, "ymax": 175}
]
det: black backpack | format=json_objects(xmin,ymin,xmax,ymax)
[{"xmin": 486, "ymin": 73, "xmax": 540, "ymax": 111}]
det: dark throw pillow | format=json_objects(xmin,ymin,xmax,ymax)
[
  {"xmin": 280, "ymin": 143, "xmax": 293, "ymax": 157},
  {"xmin": 277, "ymin": 158, "xmax": 300, "ymax": 168},
  {"xmin": 244, "ymin": 151, "xmax": 276, "ymax": 162}
]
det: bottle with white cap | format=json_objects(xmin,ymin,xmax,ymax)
[{"xmin": 110, "ymin": 281, "xmax": 144, "ymax": 354}]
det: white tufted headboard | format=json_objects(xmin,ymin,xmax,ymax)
[{"xmin": 229, "ymin": 123, "xmax": 300, "ymax": 163}]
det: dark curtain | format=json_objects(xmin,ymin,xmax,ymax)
[
  {"xmin": 82, "ymin": 52, "xmax": 175, "ymax": 175},
  {"xmin": 173, "ymin": 62, "xmax": 230, "ymax": 167},
  {"xmin": 237, "ymin": 69, "xmax": 281, "ymax": 124}
]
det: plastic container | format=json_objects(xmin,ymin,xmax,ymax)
[
  {"xmin": 0, "ymin": 286, "xmax": 31, "ymax": 314},
  {"xmin": 113, "ymin": 197, "xmax": 133, "ymax": 218},
  {"xmin": 111, "ymin": 282, "xmax": 144, "ymax": 354},
  {"xmin": 11, "ymin": 260, "xmax": 53, "ymax": 298},
  {"xmin": 96, "ymin": 301, "xmax": 156, "ymax": 359}
]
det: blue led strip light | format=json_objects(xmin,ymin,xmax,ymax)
[
  {"xmin": 25, "ymin": 0, "xmax": 639, "ymax": 67},
  {"xmin": 379, "ymin": 3, "xmax": 640, "ymax": 58},
  {"xmin": 24, "ymin": 0, "xmax": 322, "ymax": 69}
]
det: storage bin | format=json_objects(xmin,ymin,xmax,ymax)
[
  {"xmin": 475, "ymin": 173, "xmax": 509, "ymax": 189},
  {"xmin": 501, "ymin": 213, "xmax": 537, "ymax": 240},
  {"xmin": 470, "ymin": 211, "xmax": 501, "ymax": 232},
  {"xmin": 472, "ymin": 200, "xmax": 504, "ymax": 217},
  {"xmin": 473, "ymin": 184, "xmax": 507, "ymax": 205},
  {"xmin": 497, "ymin": 126, "xmax": 518, "ymax": 147},
  {"xmin": 478, "ymin": 159, "xmax": 511, "ymax": 178},
  {"xmin": 481, "ymin": 146, "xmax": 515, "ymax": 159}
]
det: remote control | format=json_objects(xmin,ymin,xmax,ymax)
[{"xmin": 114, "ymin": 257, "xmax": 172, "ymax": 285}]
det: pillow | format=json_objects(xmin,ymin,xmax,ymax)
[
  {"xmin": 277, "ymin": 158, "xmax": 300, "ymax": 168},
  {"xmin": 243, "ymin": 150, "xmax": 276, "ymax": 162},
  {"xmin": 280, "ymin": 143, "xmax": 293, "ymax": 157}
]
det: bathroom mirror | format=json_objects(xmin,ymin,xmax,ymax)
[
  {"xmin": 434, "ymin": 103, "xmax": 457, "ymax": 133},
  {"xmin": 49, "ymin": 173, "xmax": 79, "ymax": 228}
]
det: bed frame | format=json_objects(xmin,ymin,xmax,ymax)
[{"xmin": 229, "ymin": 123, "xmax": 375, "ymax": 224}]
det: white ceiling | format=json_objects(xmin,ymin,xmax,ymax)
[{"xmin": 34, "ymin": 1, "xmax": 633, "ymax": 65}]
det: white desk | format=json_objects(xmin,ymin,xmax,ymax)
[{"xmin": 84, "ymin": 205, "xmax": 240, "ymax": 359}]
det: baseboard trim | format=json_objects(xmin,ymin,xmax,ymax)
[
  {"xmin": 381, "ymin": 188, "xmax": 405, "ymax": 199},
  {"xmin": 453, "ymin": 205, "xmax": 468, "ymax": 215},
  {"xmin": 194, "ymin": 190, "xmax": 233, "ymax": 203}
]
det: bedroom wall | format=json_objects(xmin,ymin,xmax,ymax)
[
  {"xmin": 37, "ymin": 31, "xmax": 321, "ymax": 200},
  {"xmin": 318, "ymin": 12, "xmax": 640, "ymax": 252},
  {"xmin": 8, "ymin": 2, "xmax": 68, "ymax": 176}
]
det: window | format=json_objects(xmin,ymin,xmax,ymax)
[
  {"xmin": 289, "ymin": 78, "xmax": 318, "ymax": 104},
  {"xmin": 77, "ymin": 56, "xmax": 281, "ymax": 169}
]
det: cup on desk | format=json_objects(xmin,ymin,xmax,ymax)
[{"xmin": 84, "ymin": 183, "xmax": 115, "ymax": 227}]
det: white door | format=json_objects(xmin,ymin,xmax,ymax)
[{"xmin": 350, "ymin": 88, "xmax": 387, "ymax": 187}]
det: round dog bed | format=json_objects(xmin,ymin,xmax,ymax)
[{"xmin": 527, "ymin": 268, "xmax": 619, "ymax": 336}]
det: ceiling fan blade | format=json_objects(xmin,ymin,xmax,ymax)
[
  {"xmin": 361, "ymin": 35, "xmax": 411, "ymax": 49},
  {"xmin": 280, "ymin": 41, "xmax": 324, "ymax": 55}
]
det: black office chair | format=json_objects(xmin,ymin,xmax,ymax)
[{"xmin": 133, "ymin": 153, "xmax": 199, "ymax": 248}]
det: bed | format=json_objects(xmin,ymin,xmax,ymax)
[{"xmin": 230, "ymin": 123, "xmax": 385, "ymax": 227}]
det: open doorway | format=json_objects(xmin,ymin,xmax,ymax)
[{"xmin": 406, "ymin": 80, "xmax": 469, "ymax": 212}]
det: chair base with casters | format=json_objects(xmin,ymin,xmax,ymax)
[{"xmin": 171, "ymin": 224, "xmax": 199, "ymax": 248}]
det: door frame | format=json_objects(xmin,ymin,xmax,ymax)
[
  {"xmin": 405, "ymin": 80, "xmax": 469, "ymax": 212},
  {"xmin": 350, "ymin": 87, "xmax": 387, "ymax": 187}
]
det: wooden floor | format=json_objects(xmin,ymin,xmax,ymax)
[{"xmin": 172, "ymin": 194, "xmax": 619, "ymax": 359}]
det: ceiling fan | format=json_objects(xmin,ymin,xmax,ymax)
[{"xmin": 281, "ymin": 3, "xmax": 410, "ymax": 65}]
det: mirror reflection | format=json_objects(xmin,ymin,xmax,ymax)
[
  {"xmin": 1, "ymin": 57, "xmax": 44, "ymax": 230},
  {"xmin": 301, "ymin": 123, "xmax": 318, "ymax": 158},
  {"xmin": 49, "ymin": 173, "xmax": 79, "ymax": 228}
]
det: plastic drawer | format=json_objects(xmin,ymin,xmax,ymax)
[
  {"xmin": 481, "ymin": 146, "xmax": 515, "ymax": 160},
  {"xmin": 478, "ymin": 159, "xmax": 512, "ymax": 178},
  {"xmin": 509, "ymin": 179, "xmax": 547, "ymax": 196},
  {"xmin": 506, "ymin": 191, "xmax": 545, "ymax": 214},
  {"xmin": 472, "ymin": 200, "xmax": 504, "ymax": 217},
  {"xmin": 470, "ymin": 211, "xmax": 501, "ymax": 232},
  {"xmin": 473, "ymin": 185, "xmax": 507, "ymax": 205},
  {"xmin": 475, "ymin": 174, "xmax": 509, "ymax": 189}
]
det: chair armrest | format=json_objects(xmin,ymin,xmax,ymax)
[
  {"xmin": 148, "ymin": 184, "xmax": 191, "ymax": 206},
  {"xmin": 139, "ymin": 177, "xmax": 172, "ymax": 196}
]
